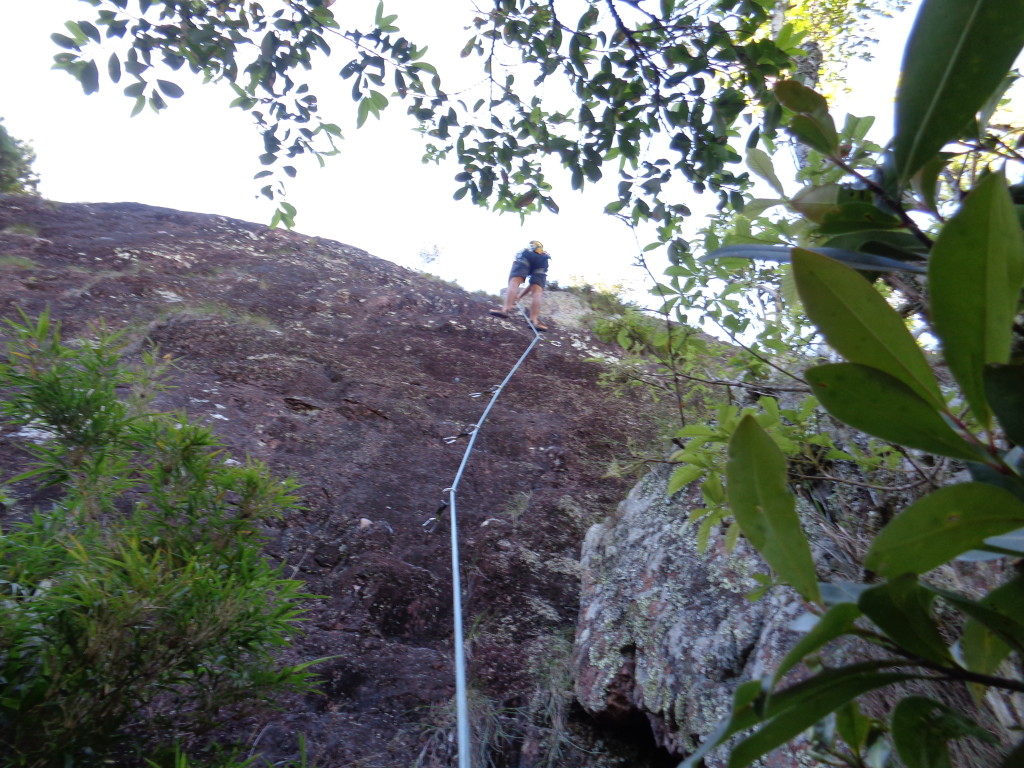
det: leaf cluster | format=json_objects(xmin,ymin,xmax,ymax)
[
  {"xmin": 0, "ymin": 311, "xmax": 318, "ymax": 767},
  {"xmin": 423, "ymin": 0, "xmax": 793, "ymax": 222},
  {"xmin": 51, "ymin": 0, "xmax": 442, "ymax": 225},
  {"xmin": 680, "ymin": 2, "xmax": 1024, "ymax": 765}
]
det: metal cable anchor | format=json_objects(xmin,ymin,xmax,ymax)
[{"xmin": 422, "ymin": 501, "xmax": 448, "ymax": 534}]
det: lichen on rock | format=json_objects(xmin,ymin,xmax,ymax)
[{"xmin": 573, "ymin": 464, "xmax": 808, "ymax": 765}]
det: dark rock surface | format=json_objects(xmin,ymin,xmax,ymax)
[{"xmin": 0, "ymin": 195, "xmax": 665, "ymax": 766}]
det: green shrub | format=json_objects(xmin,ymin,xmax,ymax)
[
  {"xmin": 0, "ymin": 119, "xmax": 39, "ymax": 195},
  {"xmin": 0, "ymin": 311, "xmax": 318, "ymax": 767}
]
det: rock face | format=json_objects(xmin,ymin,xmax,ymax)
[
  {"xmin": 4, "ymin": 196, "xmax": 1011, "ymax": 768},
  {"xmin": 572, "ymin": 460, "xmax": 1016, "ymax": 768},
  {"xmin": 0, "ymin": 195, "xmax": 664, "ymax": 766},
  {"xmin": 573, "ymin": 465, "xmax": 810, "ymax": 765}
]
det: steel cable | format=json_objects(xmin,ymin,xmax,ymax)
[{"xmin": 445, "ymin": 306, "xmax": 544, "ymax": 768}]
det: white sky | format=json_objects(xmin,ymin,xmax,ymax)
[{"xmin": 0, "ymin": 1, "xmax": 917, "ymax": 299}]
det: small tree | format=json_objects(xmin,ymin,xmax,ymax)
[
  {"xmin": 0, "ymin": 312, "xmax": 318, "ymax": 767},
  {"xmin": 0, "ymin": 118, "xmax": 40, "ymax": 195}
]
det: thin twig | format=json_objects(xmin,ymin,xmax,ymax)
[{"xmin": 788, "ymin": 470, "xmax": 937, "ymax": 493}]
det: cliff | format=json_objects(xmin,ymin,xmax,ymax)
[
  {"xmin": 3, "ymin": 196, "xmax": 1006, "ymax": 768},
  {"xmin": 0, "ymin": 195, "xmax": 677, "ymax": 767}
]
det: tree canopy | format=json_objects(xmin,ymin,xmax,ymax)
[{"xmin": 49, "ymin": 0, "xmax": 887, "ymax": 229}]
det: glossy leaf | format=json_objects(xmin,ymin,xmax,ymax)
[
  {"xmin": 960, "ymin": 574, "xmax": 1024, "ymax": 674},
  {"xmin": 927, "ymin": 582, "xmax": 1024, "ymax": 662},
  {"xmin": 858, "ymin": 575, "xmax": 950, "ymax": 664},
  {"xmin": 806, "ymin": 364, "xmax": 982, "ymax": 462},
  {"xmin": 668, "ymin": 463, "xmax": 703, "ymax": 495},
  {"xmin": 773, "ymin": 602, "xmax": 862, "ymax": 685},
  {"xmin": 967, "ymin": 460, "xmax": 1024, "ymax": 506},
  {"xmin": 866, "ymin": 483, "xmax": 1024, "ymax": 576},
  {"xmin": 728, "ymin": 665, "xmax": 919, "ymax": 768},
  {"xmin": 789, "ymin": 184, "xmax": 840, "ymax": 222},
  {"xmin": 727, "ymin": 415, "xmax": 819, "ymax": 603},
  {"xmin": 792, "ymin": 249, "xmax": 941, "ymax": 405},
  {"xmin": 156, "ymin": 79, "xmax": 184, "ymax": 98},
  {"xmin": 835, "ymin": 701, "xmax": 873, "ymax": 753},
  {"xmin": 678, "ymin": 680, "xmax": 766, "ymax": 768},
  {"xmin": 683, "ymin": 663, "xmax": 913, "ymax": 768},
  {"xmin": 930, "ymin": 172, "xmax": 1024, "ymax": 427},
  {"xmin": 746, "ymin": 147, "xmax": 785, "ymax": 196},
  {"xmin": 985, "ymin": 363, "xmax": 1024, "ymax": 446},
  {"xmin": 107, "ymin": 53, "xmax": 121, "ymax": 83},
  {"xmin": 911, "ymin": 153, "xmax": 953, "ymax": 213},
  {"xmin": 891, "ymin": 696, "xmax": 995, "ymax": 768},
  {"xmin": 817, "ymin": 202, "xmax": 902, "ymax": 235},
  {"xmin": 775, "ymin": 80, "xmax": 838, "ymax": 155},
  {"xmin": 80, "ymin": 59, "xmax": 100, "ymax": 95},
  {"xmin": 894, "ymin": 0, "xmax": 1024, "ymax": 181},
  {"xmin": 787, "ymin": 114, "xmax": 839, "ymax": 156}
]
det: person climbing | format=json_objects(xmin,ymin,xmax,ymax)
[{"xmin": 488, "ymin": 239, "xmax": 550, "ymax": 332}]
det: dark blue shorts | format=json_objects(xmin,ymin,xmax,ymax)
[{"xmin": 509, "ymin": 252, "xmax": 549, "ymax": 287}]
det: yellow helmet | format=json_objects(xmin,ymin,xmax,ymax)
[{"xmin": 529, "ymin": 240, "xmax": 543, "ymax": 252}]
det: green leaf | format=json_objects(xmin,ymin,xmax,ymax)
[
  {"xmin": 746, "ymin": 148, "xmax": 785, "ymax": 196},
  {"xmin": 866, "ymin": 483, "xmax": 1024, "ymax": 576},
  {"xmin": 806, "ymin": 364, "xmax": 981, "ymax": 462},
  {"xmin": 789, "ymin": 184, "xmax": 840, "ymax": 223},
  {"xmin": 985, "ymin": 363, "xmax": 1024, "ymax": 446},
  {"xmin": 835, "ymin": 701, "xmax": 873, "ymax": 753},
  {"xmin": 107, "ymin": 53, "xmax": 121, "ymax": 83},
  {"xmin": 930, "ymin": 172, "xmax": 1024, "ymax": 427},
  {"xmin": 79, "ymin": 59, "xmax": 100, "ymax": 94},
  {"xmin": 911, "ymin": 153, "xmax": 953, "ymax": 213},
  {"xmin": 156, "ymin": 80, "xmax": 184, "ymax": 98},
  {"xmin": 786, "ymin": 114, "xmax": 839, "ymax": 156},
  {"xmin": 679, "ymin": 680, "xmax": 767, "ymax": 768},
  {"xmin": 773, "ymin": 603, "xmax": 862, "ymax": 685},
  {"xmin": 891, "ymin": 696, "xmax": 996, "ymax": 768},
  {"xmin": 893, "ymin": 0, "xmax": 1024, "ymax": 182},
  {"xmin": 667, "ymin": 464, "xmax": 703, "ymax": 495},
  {"xmin": 728, "ymin": 665, "xmax": 920, "ymax": 768},
  {"xmin": 727, "ymin": 415, "xmax": 819, "ymax": 603},
  {"xmin": 858, "ymin": 574, "xmax": 950, "ymax": 664},
  {"xmin": 927, "ymin": 581, "xmax": 1024, "ymax": 662},
  {"xmin": 817, "ymin": 202, "xmax": 902, "ymax": 235},
  {"xmin": 78, "ymin": 20, "xmax": 101, "ymax": 44},
  {"xmin": 960, "ymin": 574, "xmax": 1024, "ymax": 674},
  {"xmin": 792, "ymin": 248, "xmax": 942, "ymax": 406},
  {"xmin": 775, "ymin": 80, "xmax": 839, "ymax": 156},
  {"xmin": 356, "ymin": 97, "xmax": 371, "ymax": 128},
  {"xmin": 775, "ymin": 80, "xmax": 831, "ymax": 118},
  {"xmin": 51, "ymin": 32, "xmax": 79, "ymax": 50}
]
